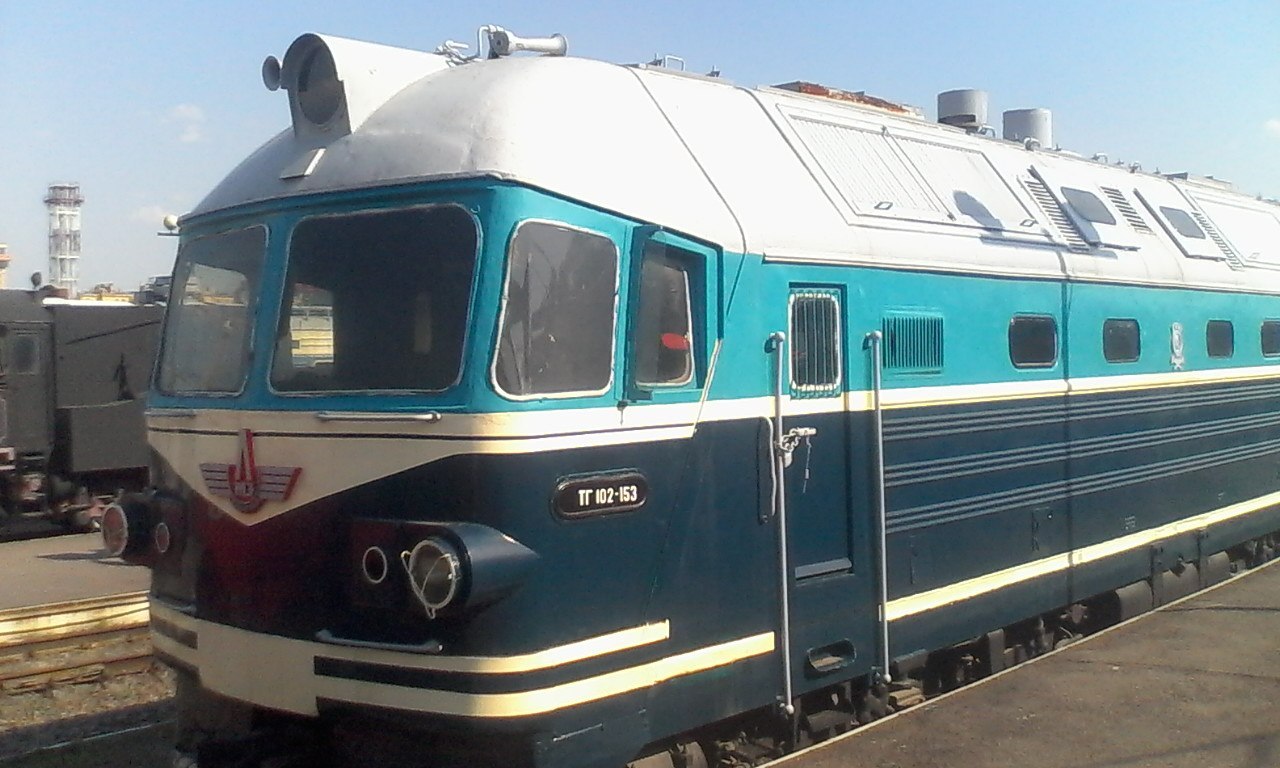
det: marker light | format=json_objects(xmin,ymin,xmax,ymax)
[
  {"xmin": 361, "ymin": 546, "xmax": 389, "ymax": 585},
  {"xmin": 153, "ymin": 521, "xmax": 172, "ymax": 555},
  {"xmin": 402, "ymin": 537, "xmax": 464, "ymax": 619}
]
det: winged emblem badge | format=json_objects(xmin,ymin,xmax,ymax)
[{"xmin": 200, "ymin": 429, "xmax": 302, "ymax": 512}]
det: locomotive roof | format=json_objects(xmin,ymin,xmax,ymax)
[
  {"xmin": 0, "ymin": 290, "xmax": 54, "ymax": 323},
  {"xmin": 193, "ymin": 39, "xmax": 1280, "ymax": 293}
]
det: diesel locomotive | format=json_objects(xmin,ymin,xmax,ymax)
[{"xmin": 107, "ymin": 24, "xmax": 1280, "ymax": 768}]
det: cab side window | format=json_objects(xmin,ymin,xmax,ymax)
[
  {"xmin": 494, "ymin": 221, "xmax": 619, "ymax": 397},
  {"xmin": 634, "ymin": 242, "xmax": 694, "ymax": 388}
]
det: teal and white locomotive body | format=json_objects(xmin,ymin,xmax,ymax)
[{"xmin": 115, "ymin": 26, "xmax": 1280, "ymax": 768}]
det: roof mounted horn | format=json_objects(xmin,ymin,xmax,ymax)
[{"xmin": 486, "ymin": 27, "xmax": 567, "ymax": 58}]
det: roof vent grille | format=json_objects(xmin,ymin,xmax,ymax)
[
  {"xmin": 1021, "ymin": 176, "xmax": 1089, "ymax": 251},
  {"xmin": 1099, "ymin": 187, "xmax": 1153, "ymax": 234},
  {"xmin": 1190, "ymin": 211, "xmax": 1247, "ymax": 270}
]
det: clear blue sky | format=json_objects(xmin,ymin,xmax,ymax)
[{"xmin": 2, "ymin": 1, "xmax": 1277, "ymax": 290}]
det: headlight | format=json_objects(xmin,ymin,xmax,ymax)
[
  {"xmin": 401, "ymin": 537, "xmax": 464, "ymax": 619},
  {"xmin": 101, "ymin": 499, "xmax": 153, "ymax": 560}
]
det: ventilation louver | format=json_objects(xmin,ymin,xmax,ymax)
[
  {"xmin": 1190, "ymin": 211, "xmax": 1246, "ymax": 271},
  {"xmin": 882, "ymin": 313, "xmax": 944, "ymax": 373},
  {"xmin": 1099, "ymin": 187, "xmax": 1153, "ymax": 234},
  {"xmin": 1021, "ymin": 176, "xmax": 1089, "ymax": 251}
]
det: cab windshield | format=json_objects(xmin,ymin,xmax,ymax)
[
  {"xmin": 271, "ymin": 205, "xmax": 478, "ymax": 393},
  {"xmin": 156, "ymin": 226, "xmax": 264, "ymax": 394}
]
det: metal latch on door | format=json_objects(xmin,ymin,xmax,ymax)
[{"xmin": 777, "ymin": 426, "xmax": 816, "ymax": 468}]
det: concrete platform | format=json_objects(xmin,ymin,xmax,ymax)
[
  {"xmin": 0, "ymin": 533, "xmax": 149, "ymax": 610},
  {"xmin": 782, "ymin": 561, "xmax": 1280, "ymax": 768}
]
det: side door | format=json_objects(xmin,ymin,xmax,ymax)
[
  {"xmin": 773, "ymin": 286, "xmax": 877, "ymax": 692},
  {"xmin": 3, "ymin": 322, "xmax": 54, "ymax": 458}
]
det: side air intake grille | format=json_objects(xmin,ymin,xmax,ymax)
[
  {"xmin": 1021, "ymin": 176, "xmax": 1089, "ymax": 251},
  {"xmin": 1191, "ymin": 211, "xmax": 1246, "ymax": 270},
  {"xmin": 882, "ymin": 313, "xmax": 944, "ymax": 373},
  {"xmin": 1099, "ymin": 187, "xmax": 1154, "ymax": 234}
]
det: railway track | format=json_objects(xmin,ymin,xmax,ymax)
[
  {"xmin": 3, "ymin": 560, "xmax": 1276, "ymax": 767},
  {"xmin": 0, "ymin": 591, "xmax": 152, "ymax": 695}
]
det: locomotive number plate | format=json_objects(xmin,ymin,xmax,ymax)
[{"xmin": 553, "ymin": 471, "xmax": 649, "ymax": 518}]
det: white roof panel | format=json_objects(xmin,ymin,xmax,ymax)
[{"xmin": 188, "ymin": 46, "xmax": 1280, "ymax": 293}]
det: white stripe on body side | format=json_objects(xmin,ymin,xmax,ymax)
[
  {"xmin": 149, "ymin": 599, "xmax": 770, "ymax": 718},
  {"xmin": 147, "ymin": 365, "xmax": 1280, "ymax": 523}
]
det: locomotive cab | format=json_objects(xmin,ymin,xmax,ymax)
[
  {"xmin": 131, "ymin": 29, "xmax": 744, "ymax": 763},
  {"xmin": 138, "ymin": 189, "xmax": 731, "ymax": 766}
]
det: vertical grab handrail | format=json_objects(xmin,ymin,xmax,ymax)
[
  {"xmin": 865, "ymin": 330, "xmax": 892, "ymax": 684},
  {"xmin": 767, "ymin": 331, "xmax": 796, "ymax": 715}
]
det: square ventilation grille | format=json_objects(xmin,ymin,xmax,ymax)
[{"xmin": 882, "ymin": 312, "xmax": 944, "ymax": 373}]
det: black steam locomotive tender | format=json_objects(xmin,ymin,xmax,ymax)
[{"xmin": 0, "ymin": 290, "xmax": 161, "ymax": 529}]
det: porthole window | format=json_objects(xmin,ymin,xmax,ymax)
[
  {"xmin": 1009, "ymin": 315, "xmax": 1057, "ymax": 368},
  {"xmin": 1262, "ymin": 320, "xmax": 1280, "ymax": 358},
  {"xmin": 790, "ymin": 291, "xmax": 841, "ymax": 397},
  {"xmin": 1160, "ymin": 207, "xmax": 1207, "ymax": 240},
  {"xmin": 1206, "ymin": 320, "xmax": 1234, "ymax": 358},
  {"xmin": 1103, "ymin": 319, "xmax": 1141, "ymax": 363},
  {"xmin": 1061, "ymin": 187, "xmax": 1116, "ymax": 225}
]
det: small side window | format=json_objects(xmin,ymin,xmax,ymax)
[
  {"xmin": 11, "ymin": 334, "xmax": 38, "ymax": 375},
  {"xmin": 493, "ymin": 221, "xmax": 619, "ymax": 397},
  {"xmin": 1009, "ymin": 315, "xmax": 1057, "ymax": 368},
  {"xmin": 790, "ymin": 291, "xmax": 841, "ymax": 397},
  {"xmin": 1160, "ymin": 207, "xmax": 1207, "ymax": 239},
  {"xmin": 1262, "ymin": 320, "xmax": 1280, "ymax": 358},
  {"xmin": 634, "ymin": 243, "xmax": 694, "ymax": 388},
  {"xmin": 1061, "ymin": 187, "xmax": 1117, "ymax": 225},
  {"xmin": 1103, "ymin": 319, "xmax": 1141, "ymax": 363},
  {"xmin": 1207, "ymin": 320, "xmax": 1234, "ymax": 358}
]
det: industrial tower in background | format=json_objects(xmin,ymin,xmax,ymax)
[{"xmin": 45, "ymin": 183, "xmax": 83, "ymax": 297}]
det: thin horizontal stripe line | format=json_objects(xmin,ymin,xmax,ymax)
[
  {"xmin": 316, "ymin": 621, "xmax": 670, "ymax": 674},
  {"xmin": 147, "ymin": 423, "xmax": 689, "ymax": 442},
  {"xmin": 150, "ymin": 601, "xmax": 671, "ymax": 675},
  {"xmin": 886, "ymin": 488, "xmax": 1280, "ymax": 620},
  {"xmin": 146, "ymin": 366, "xmax": 1280, "ymax": 438},
  {"xmin": 314, "ymin": 632, "xmax": 775, "ymax": 718},
  {"xmin": 889, "ymin": 438, "xmax": 1280, "ymax": 532},
  {"xmin": 889, "ymin": 409, "xmax": 1280, "ymax": 486}
]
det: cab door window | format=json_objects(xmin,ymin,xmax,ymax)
[{"xmin": 634, "ymin": 242, "xmax": 694, "ymax": 387}]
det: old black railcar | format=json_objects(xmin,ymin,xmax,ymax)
[{"xmin": 0, "ymin": 290, "xmax": 161, "ymax": 528}]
